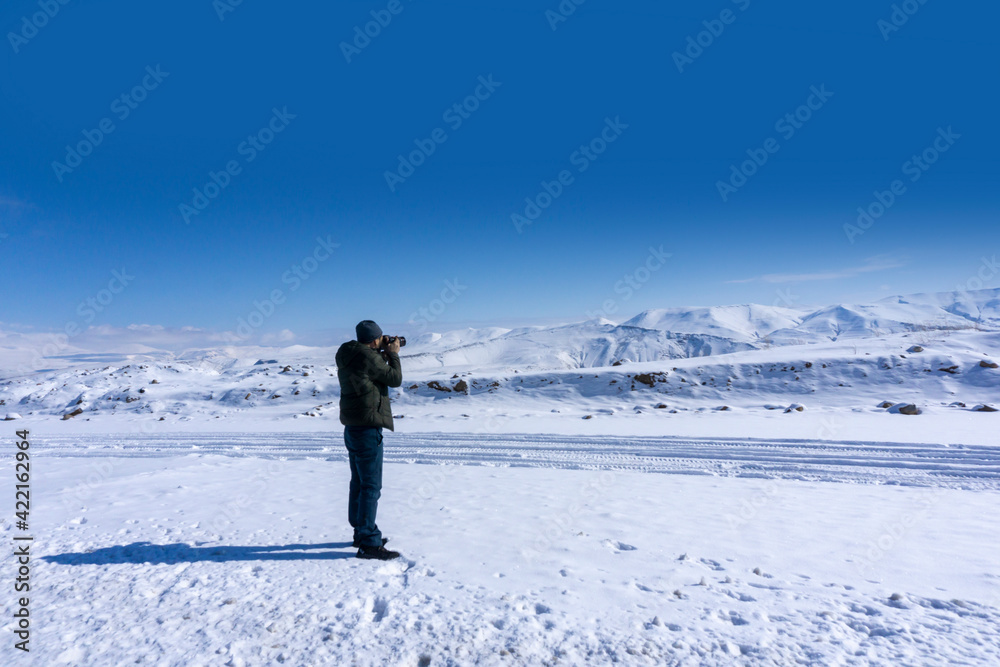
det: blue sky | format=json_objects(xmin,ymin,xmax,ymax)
[{"xmin": 1, "ymin": 0, "xmax": 997, "ymax": 344}]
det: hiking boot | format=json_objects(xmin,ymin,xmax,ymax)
[
  {"xmin": 357, "ymin": 544, "xmax": 400, "ymax": 561},
  {"xmin": 353, "ymin": 537, "xmax": 389, "ymax": 549}
]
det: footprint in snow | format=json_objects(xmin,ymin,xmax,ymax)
[
  {"xmin": 646, "ymin": 617, "xmax": 683, "ymax": 631},
  {"xmin": 375, "ymin": 559, "xmax": 415, "ymax": 576},
  {"xmin": 747, "ymin": 581, "xmax": 783, "ymax": 591},
  {"xmin": 723, "ymin": 589, "xmax": 756, "ymax": 602},
  {"xmin": 602, "ymin": 539, "xmax": 637, "ymax": 552},
  {"xmin": 699, "ymin": 558, "xmax": 725, "ymax": 571},
  {"xmin": 723, "ymin": 610, "xmax": 750, "ymax": 626},
  {"xmin": 849, "ymin": 602, "xmax": 882, "ymax": 617},
  {"xmin": 369, "ymin": 596, "xmax": 389, "ymax": 623}
]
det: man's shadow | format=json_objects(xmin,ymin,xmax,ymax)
[{"xmin": 43, "ymin": 541, "xmax": 358, "ymax": 565}]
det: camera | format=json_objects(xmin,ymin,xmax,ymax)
[{"xmin": 378, "ymin": 335, "xmax": 406, "ymax": 351}]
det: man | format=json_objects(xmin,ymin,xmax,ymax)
[{"xmin": 336, "ymin": 319, "xmax": 403, "ymax": 560}]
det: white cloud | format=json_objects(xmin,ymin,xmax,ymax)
[
  {"xmin": 727, "ymin": 256, "xmax": 906, "ymax": 284},
  {"xmin": 260, "ymin": 329, "xmax": 296, "ymax": 345},
  {"xmin": 0, "ymin": 322, "xmax": 312, "ymax": 377},
  {"xmin": 74, "ymin": 324, "xmax": 256, "ymax": 350},
  {"xmin": 0, "ymin": 196, "xmax": 31, "ymax": 209}
]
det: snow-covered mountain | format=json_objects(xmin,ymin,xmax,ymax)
[
  {"xmin": 2, "ymin": 289, "xmax": 998, "ymax": 437},
  {"xmin": 621, "ymin": 304, "xmax": 805, "ymax": 342},
  {"xmin": 403, "ymin": 288, "xmax": 999, "ymax": 373},
  {"xmin": 400, "ymin": 320, "xmax": 756, "ymax": 374},
  {"xmin": 3, "ymin": 288, "xmax": 996, "ymax": 379}
]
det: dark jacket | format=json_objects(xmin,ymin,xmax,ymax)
[{"xmin": 336, "ymin": 340, "xmax": 403, "ymax": 430}]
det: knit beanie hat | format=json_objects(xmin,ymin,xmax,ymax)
[{"xmin": 355, "ymin": 320, "xmax": 383, "ymax": 344}]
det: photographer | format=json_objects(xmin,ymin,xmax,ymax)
[{"xmin": 335, "ymin": 319, "xmax": 404, "ymax": 560}]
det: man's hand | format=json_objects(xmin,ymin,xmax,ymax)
[{"xmin": 386, "ymin": 337, "xmax": 401, "ymax": 354}]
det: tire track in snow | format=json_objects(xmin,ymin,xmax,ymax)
[{"xmin": 30, "ymin": 432, "xmax": 1000, "ymax": 490}]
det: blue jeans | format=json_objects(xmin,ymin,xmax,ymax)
[{"xmin": 344, "ymin": 426, "xmax": 383, "ymax": 547}]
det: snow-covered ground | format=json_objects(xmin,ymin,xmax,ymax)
[
  {"xmin": 4, "ymin": 437, "xmax": 999, "ymax": 665},
  {"xmin": 2, "ymin": 288, "xmax": 999, "ymax": 664}
]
